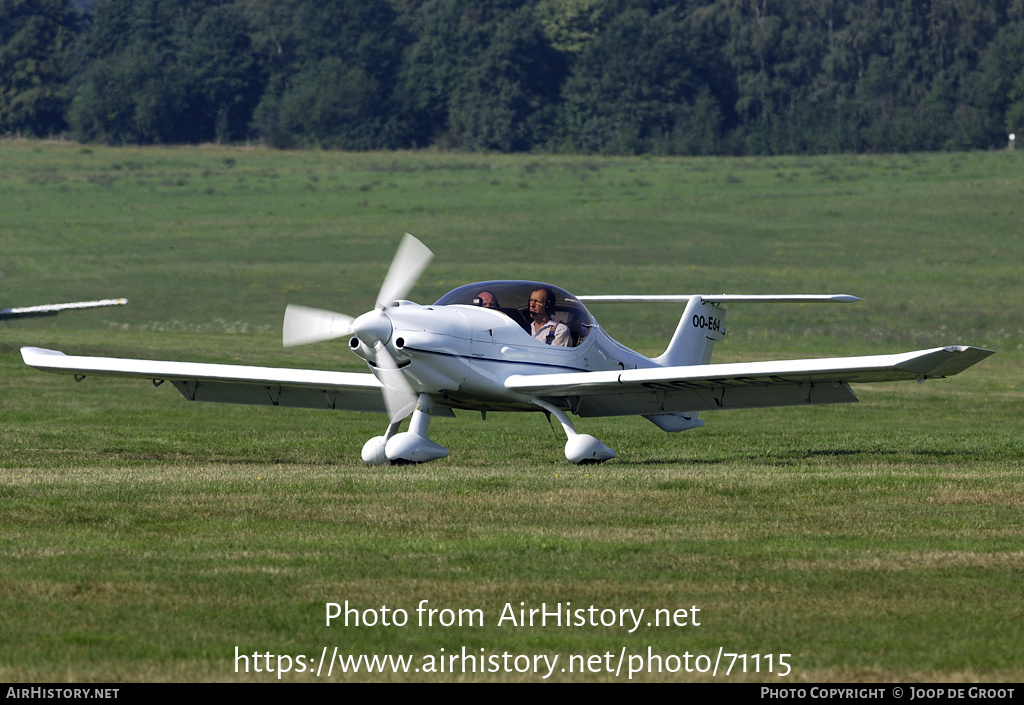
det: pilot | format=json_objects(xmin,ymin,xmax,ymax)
[
  {"xmin": 474, "ymin": 290, "xmax": 501, "ymax": 309},
  {"xmin": 528, "ymin": 287, "xmax": 571, "ymax": 346}
]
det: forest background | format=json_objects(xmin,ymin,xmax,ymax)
[{"xmin": 3, "ymin": 0, "xmax": 1024, "ymax": 156}]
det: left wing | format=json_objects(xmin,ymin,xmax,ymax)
[
  {"xmin": 506, "ymin": 346, "xmax": 994, "ymax": 417},
  {"xmin": 1, "ymin": 298, "xmax": 128, "ymax": 321},
  {"xmin": 20, "ymin": 346, "xmax": 386, "ymax": 413}
]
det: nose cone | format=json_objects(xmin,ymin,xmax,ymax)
[{"xmin": 352, "ymin": 310, "xmax": 393, "ymax": 347}]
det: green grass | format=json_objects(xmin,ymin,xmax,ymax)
[{"xmin": 1, "ymin": 140, "xmax": 1022, "ymax": 681}]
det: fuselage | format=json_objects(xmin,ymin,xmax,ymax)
[{"xmin": 350, "ymin": 280, "xmax": 654, "ymax": 412}]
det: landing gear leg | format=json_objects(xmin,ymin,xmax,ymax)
[
  {"xmin": 532, "ymin": 399, "xmax": 615, "ymax": 464},
  {"xmin": 382, "ymin": 393, "xmax": 449, "ymax": 464}
]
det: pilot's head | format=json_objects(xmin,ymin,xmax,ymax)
[
  {"xmin": 529, "ymin": 287, "xmax": 555, "ymax": 320},
  {"xmin": 474, "ymin": 291, "xmax": 500, "ymax": 309}
]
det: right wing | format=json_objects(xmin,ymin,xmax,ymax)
[
  {"xmin": 505, "ymin": 346, "xmax": 995, "ymax": 418},
  {"xmin": 20, "ymin": 346, "xmax": 386, "ymax": 413}
]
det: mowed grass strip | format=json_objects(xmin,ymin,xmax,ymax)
[{"xmin": 0, "ymin": 141, "xmax": 1021, "ymax": 681}]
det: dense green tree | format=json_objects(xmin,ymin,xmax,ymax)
[
  {"xmin": 235, "ymin": 0, "xmax": 303, "ymax": 65},
  {"xmin": 560, "ymin": 7, "xmax": 707, "ymax": 154},
  {"xmin": 970, "ymin": 18, "xmax": 1024, "ymax": 145},
  {"xmin": 533, "ymin": 0, "xmax": 609, "ymax": 55},
  {"xmin": 395, "ymin": 0, "xmax": 507, "ymax": 147},
  {"xmin": 68, "ymin": 0, "xmax": 261, "ymax": 144},
  {"xmin": 8, "ymin": 0, "xmax": 1024, "ymax": 154},
  {"xmin": 250, "ymin": 0, "xmax": 407, "ymax": 148},
  {"xmin": 447, "ymin": 8, "xmax": 565, "ymax": 151},
  {"xmin": 684, "ymin": 0, "xmax": 1010, "ymax": 154},
  {"xmin": 177, "ymin": 5, "xmax": 262, "ymax": 143},
  {"xmin": 0, "ymin": 0, "xmax": 79, "ymax": 136}
]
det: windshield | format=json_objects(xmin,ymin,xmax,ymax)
[{"xmin": 435, "ymin": 280, "xmax": 595, "ymax": 347}]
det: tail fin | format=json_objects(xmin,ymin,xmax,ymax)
[
  {"xmin": 653, "ymin": 297, "xmax": 726, "ymax": 367},
  {"xmin": 635, "ymin": 293, "xmax": 860, "ymax": 367},
  {"xmin": 575, "ymin": 293, "xmax": 860, "ymax": 433}
]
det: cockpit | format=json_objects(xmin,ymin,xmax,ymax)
[{"xmin": 435, "ymin": 280, "xmax": 595, "ymax": 347}]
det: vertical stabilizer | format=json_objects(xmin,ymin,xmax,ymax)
[{"xmin": 653, "ymin": 297, "xmax": 726, "ymax": 367}]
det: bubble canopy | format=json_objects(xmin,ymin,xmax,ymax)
[{"xmin": 434, "ymin": 280, "xmax": 595, "ymax": 345}]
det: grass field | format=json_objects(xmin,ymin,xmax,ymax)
[{"xmin": 1, "ymin": 140, "xmax": 1022, "ymax": 682}]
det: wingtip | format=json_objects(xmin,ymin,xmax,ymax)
[
  {"xmin": 899, "ymin": 345, "xmax": 995, "ymax": 377},
  {"xmin": 944, "ymin": 345, "xmax": 996, "ymax": 361},
  {"xmin": 20, "ymin": 346, "xmax": 66, "ymax": 365}
]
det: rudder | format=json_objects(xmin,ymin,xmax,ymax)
[{"xmin": 653, "ymin": 297, "xmax": 726, "ymax": 367}]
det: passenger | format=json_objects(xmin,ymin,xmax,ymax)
[
  {"xmin": 474, "ymin": 290, "xmax": 501, "ymax": 309},
  {"xmin": 528, "ymin": 287, "xmax": 571, "ymax": 346}
]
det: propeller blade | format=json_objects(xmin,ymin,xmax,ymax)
[
  {"xmin": 375, "ymin": 233, "xmax": 433, "ymax": 310},
  {"xmin": 282, "ymin": 304, "xmax": 355, "ymax": 347},
  {"xmin": 374, "ymin": 342, "xmax": 417, "ymax": 422}
]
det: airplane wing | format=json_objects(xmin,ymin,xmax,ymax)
[
  {"xmin": 505, "ymin": 346, "xmax": 994, "ymax": 418},
  {"xmin": 20, "ymin": 347, "xmax": 386, "ymax": 413},
  {"xmin": 0, "ymin": 298, "xmax": 128, "ymax": 320}
]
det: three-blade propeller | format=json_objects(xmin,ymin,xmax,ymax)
[{"xmin": 282, "ymin": 233, "xmax": 433, "ymax": 421}]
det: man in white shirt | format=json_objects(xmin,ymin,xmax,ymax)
[{"xmin": 529, "ymin": 287, "xmax": 571, "ymax": 346}]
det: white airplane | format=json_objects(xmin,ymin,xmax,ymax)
[
  {"xmin": 1, "ymin": 298, "xmax": 128, "ymax": 321},
  {"xmin": 21, "ymin": 234, "xmax": 993, "ymax": 465}
]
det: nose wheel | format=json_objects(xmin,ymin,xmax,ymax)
[{"xmin": 362, "ymin": 393, "xmax": 449, "ymax": 465}]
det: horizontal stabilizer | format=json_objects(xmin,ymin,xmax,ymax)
[{"xmin": 578, "ymin": 294, "xmax": 861, "ymax": 304}]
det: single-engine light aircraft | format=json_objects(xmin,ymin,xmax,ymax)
[
  {"xmin": 21, "ymin": 234, "xmax": 992, "ymax": 464},
  {"xmin": 0, "ymin": 272, "xmax": 127, "ymax": 321},
  {"xmin": 2, "ymin": 298, "xmax": 127, "ymax": 321}
]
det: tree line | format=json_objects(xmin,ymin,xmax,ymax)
[{"xmin": 3, "ymin": 0, "xmax": 1023, "ymax": 155}]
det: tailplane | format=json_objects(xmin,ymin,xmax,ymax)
[
  {"xmin": 576, "ymin": 293, "xmax": 860, "ymax": 433},
  {"xmin": 579, "ymin": 294, "xmax": 860, "ymax": 368}
]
